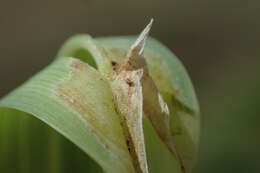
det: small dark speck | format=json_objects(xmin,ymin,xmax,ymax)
[
  {"xmin": 126, "ymin": 139, "xmax": 131, "ymax": 151},
  {"xmin": 111, "ymin": 61, "xmax": 118, "ymax": 71},
  {"xmin": 126, "ymin": 139, "xmax": 130, "ymax": 146},
  {"xmin": 111, "ymin": 61, "xmax": 117, "ymax": 66},
  {"xmin": 126, "ymin": 78, "xmax": 134, "ymax": 87}
]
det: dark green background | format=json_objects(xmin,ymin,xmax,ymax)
[{"xmin": 0, "ymin": 0, "xmax": 259, "ymax": 172}]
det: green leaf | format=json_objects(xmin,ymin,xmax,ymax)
[
  {"xmin": 0, "ymin": 57, "xmax": 135, "ymax": 173},
  {"xmin": 0, "ymin": 32, "xmax": 199, "ymax": 173}
]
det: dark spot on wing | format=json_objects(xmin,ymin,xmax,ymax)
[
  {"xmin": 111, "ymin": 61, "xmax": 118, "ymax": 71},
  {"xmin": 126, "ymin": 78, "xmax": 134, "ymax": 87}
]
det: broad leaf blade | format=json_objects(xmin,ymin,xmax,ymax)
[{"xmin": 0, "ymin": 57, "xmax": 135, "ymax": 173}]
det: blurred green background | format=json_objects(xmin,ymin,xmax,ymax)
[{"xmin": 0, "ymin": 0, "xmax": 259, "ymax": 172}]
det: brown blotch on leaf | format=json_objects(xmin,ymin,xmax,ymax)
[{"xmin": 70, "ymin": 59, "xmax": 86, "ymax": 70}]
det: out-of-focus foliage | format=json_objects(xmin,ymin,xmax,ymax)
[
  {"xmin": 194, "ymin": 61, "xmax": 260, "ymax": 173},
  {"xmin": 0, "ymin": 110, "xmax": 102, "ymax": 173}
]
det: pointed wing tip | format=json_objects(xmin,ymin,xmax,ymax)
[
  {"xmin": 127, "ymin": 19, "xmax": 154, "ymax": 57},
  {"xmin": 147, "ymin": 18, "xmax": 154, "ymax": 29},
  {"xmin": 140, "ymin": 18, "xmax": 154, "ymax": 42}
]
